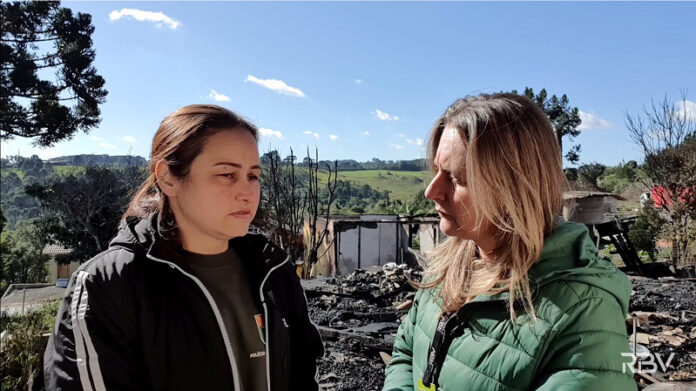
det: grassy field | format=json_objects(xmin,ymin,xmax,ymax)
[
  {"xmin": 316, "ymin": 169, "xmax": 432, "ymax": 201},
  {"xmin": 52, "ymin": 166, "xmax": 85, "ymax": 176}
]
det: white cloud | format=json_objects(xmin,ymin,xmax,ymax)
[
  {"xmin": 245, "ymin": 75, "xmax": 306, "ymax": 98},
  {"xmin": 676, "ymin": 100, "xmax": 696, "ymax": 122},
  {"xmin": 90, "ymin": 135, "xmax": 102, "ymax": 141},
  {"xmin": 362, "ymin": 131, "xmax": 370, "ymax": 136},
  {"xmin": 99, "ymin": 142, "xmax": 117, "ymax": 150},
  {"xmin": 303, "ymin": 130, "xmax": 319, "ymax": 139},
  {"xmin": 355, "ymin": 79, "xmax": 364, "ymax": 85},
  {"xmin": 407, "ymin": 137, "xmax": 424, "ymax": 146},
  {"xmin": 259, "ymin": 127, "xmax": 283, "ymax": 139},
  {"xmin": 109, "ymin": 8, "xmax": 180, "ymax": 30},
  {"xmin": 208, "ymin": 89, "xmax": 231, "ymax": 102},
  {"xmin": 578, "ymin": 110, "xmax": 614, "ymax": 131},
  {"xmin": 390, "ymin": 143, "xmax": 403, "ymax": 150},
  {"xmin": 122, "ymin": 136, "xmax": 137, "ymax": 143},
  {"xmin": 329, "ymin": 134, "xmax": 339, "ymax": 141},
  {"xmin": 373, "ymin": 109, "xmax": 399, "ymax": 121},
  {"xmin": 398, "ymin": 133, "xmax": 406, "ymax": 138}
]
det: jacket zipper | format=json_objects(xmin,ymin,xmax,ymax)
[
  {"xmin": 258, "ymin": 256, "xmax": 290, "ymax": 391},
  {"xmin": 146, "ymin": 253, "xmax": 242, "ymax": 391}
]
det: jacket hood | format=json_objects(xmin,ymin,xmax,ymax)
[
  {"xmin": 109, "ymin": 213, "xmax": 158, "ymax": 252},
  {"xmin": 527, "ymin": 219, "xmax": 632, "ymax": 315},
  {"xmin": 472, "ymin": 219, "xmax": 632, "ymax": 316}
]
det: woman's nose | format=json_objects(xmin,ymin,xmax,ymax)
[
  {"xmin": 236, "ymin": 182, "xmax": 258, "ymax": 203},
  {"xmin": 425, "ymin": 174, "xmax": 445, "ymax": 203}
]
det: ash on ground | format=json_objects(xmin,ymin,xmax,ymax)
[
  {"xmin": 306, "ymin": 265, "xmax": 696, "ymax": 390},
  {"xmin": 628, "ymin": 275, "xmax": 696, "ymax": 384}
]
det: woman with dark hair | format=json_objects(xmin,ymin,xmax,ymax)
[
  {"xmin": 383, "ymin": 94, "xmax": 636, "ymax": 391},
  {"xmin": 44, "ymin": 104, "xmax": 324, "ymax": 391}
]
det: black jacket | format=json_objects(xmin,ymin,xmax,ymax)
[{"xmin": 44, "ymin": 214, "xmax": 324, "ymax": 391}]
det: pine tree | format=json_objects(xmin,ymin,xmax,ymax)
[
  {"xmin": 1, "ymin": 1, "xmax": 107, "ymax": 146},
  {"xmin": 514, "ymin": 87, "xmax": 582, "ymax": 164}
]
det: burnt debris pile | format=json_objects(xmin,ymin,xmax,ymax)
[
  {"xmin": 305, "ymin": 264, "xmax": 420, "ymax": 391},
  {"xmin": 628, "ymin": 275, "xmax": 696, "ymax": 386},
  {"xmin": 306, "ymin": 267, "xmax": 696, "ymax": 390}
]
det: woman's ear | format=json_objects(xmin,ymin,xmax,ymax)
[{"xmin": 154, "ymin": 160, "xmax": 177, "ymax": 197}]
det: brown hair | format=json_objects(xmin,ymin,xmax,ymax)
[
  {"xmin": 122, "ymin": 104, "xmax": 258, "ymax": 228},
  {"xmin": 421, "ymin": 93, "xmax": 567, "ymax": 319}
]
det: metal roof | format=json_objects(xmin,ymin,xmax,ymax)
[{"xmin": 42, "ymin": 243, "xmax": 73, "ymax": 256}]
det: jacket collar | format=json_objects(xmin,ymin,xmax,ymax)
[{"xmin": 111, "ymin": 213, "xmax": 289, "ymax": 283}]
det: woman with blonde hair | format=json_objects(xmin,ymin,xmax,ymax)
[
  {"xmin": 44, "ymin": 104, "xmax": 323, "ymax": 390},
  {"xmin": 383, "ymin": 93, "xmax": 636, "ymax": 391}
]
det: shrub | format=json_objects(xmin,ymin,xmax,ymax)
[
  {"xmin": 1, "ymin": 301, "xmax": 60, "ymax": 391},
  {"xmin": 628, "ymin": 206, "xmax": 666, "ymax": 262}
]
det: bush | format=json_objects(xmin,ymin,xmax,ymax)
[
  {"xmin": 598, "ymin": 160, "xmax": 645, "ymax": 194},
  {"xmin": 599, "ymin": 173, "xmax": 631, "ymax": 194},
  {"xmin": 577, "ymin": 163, "xmax": 606, "ymax": 191},
  {"xmin": 564, "ymin": 168, "xmax": 578, "ymax": 183},
  {"xmin": 628, "ymin": 206, "xmax": 666, "ymax": 261},
  {"xmin": 1, "ymin": 301, "xmax": 60, "ymax": 391}
]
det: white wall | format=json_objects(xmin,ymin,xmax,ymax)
[
  {"xmin": 419, "ymin": 224, "xmax": 444, "ymax": 253},
  {"xmin": 336, "ymin": 215, "xmax": 400, "ymax": 274}
]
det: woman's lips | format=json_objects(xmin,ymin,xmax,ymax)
[
  {"xmin": 437, "ymin": 209, "xmax": 454, "ymax": 219},
  {"xmin": 230, "ymin": 211, "xmax": 252, "ymax": 219}
]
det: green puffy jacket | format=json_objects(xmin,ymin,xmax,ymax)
[{"xmin": 383, "ymin": 220, "xmax": 638, "ymax": 391}]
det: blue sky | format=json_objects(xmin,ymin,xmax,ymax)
[{"xmin": 3, "ymin": 1, "xmax": 695, "ymax": 167}]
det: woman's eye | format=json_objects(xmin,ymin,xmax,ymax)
[
  {"xmin": 219, "ymin": 173, "xmax": 236, "ymax": 180},
  {"xmin": 442, "ymin": 170, "xmax": 457, "ymax": 184},
  {"xmin": 248, "ymin": 174, "xmax": 259, "ymax": 182}
]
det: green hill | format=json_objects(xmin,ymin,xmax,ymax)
[{"xmin": 317, "ymin": 169, "xmax": 432, "ymax": 202}]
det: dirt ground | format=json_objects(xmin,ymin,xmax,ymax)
[{"xmin": 309, "ymin": 266, "xmax": 696, "ymax": 390}]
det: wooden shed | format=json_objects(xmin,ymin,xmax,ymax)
[{"xmin": 562, "ymin": 191, "xmax": 626, "ymax": 225}]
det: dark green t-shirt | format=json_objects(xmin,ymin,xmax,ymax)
[{"xmin": 180, "ymin": 247, "xmax": 267, "ymax": 391}]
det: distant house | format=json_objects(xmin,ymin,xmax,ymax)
[
  {"xmin": 650, "ymin": 186, "xmax": 695, "ymax": 209},
  {"xmin": 42, "ymin": 243, "xmax": 79, "ymax": 285},
  {"xmin": 306, "ymin": 214, "xmax": 440, "ymax": 276}
]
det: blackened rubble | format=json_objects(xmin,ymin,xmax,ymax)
[
  {"xmin": 628, "ymin": 276, "xmax": 696, "ymax": 384},
  {"xmin": 305, "ymin": 264, "xmax": 420, "ymax": 391},
  {"xmin": 307, "ymin": 266, "xmax": 696, "ymax": 390}
]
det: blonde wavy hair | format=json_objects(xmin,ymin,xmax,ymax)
[{"xmin": 421, "ymin": 93, "xmax": 567, "ymax": 319}]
